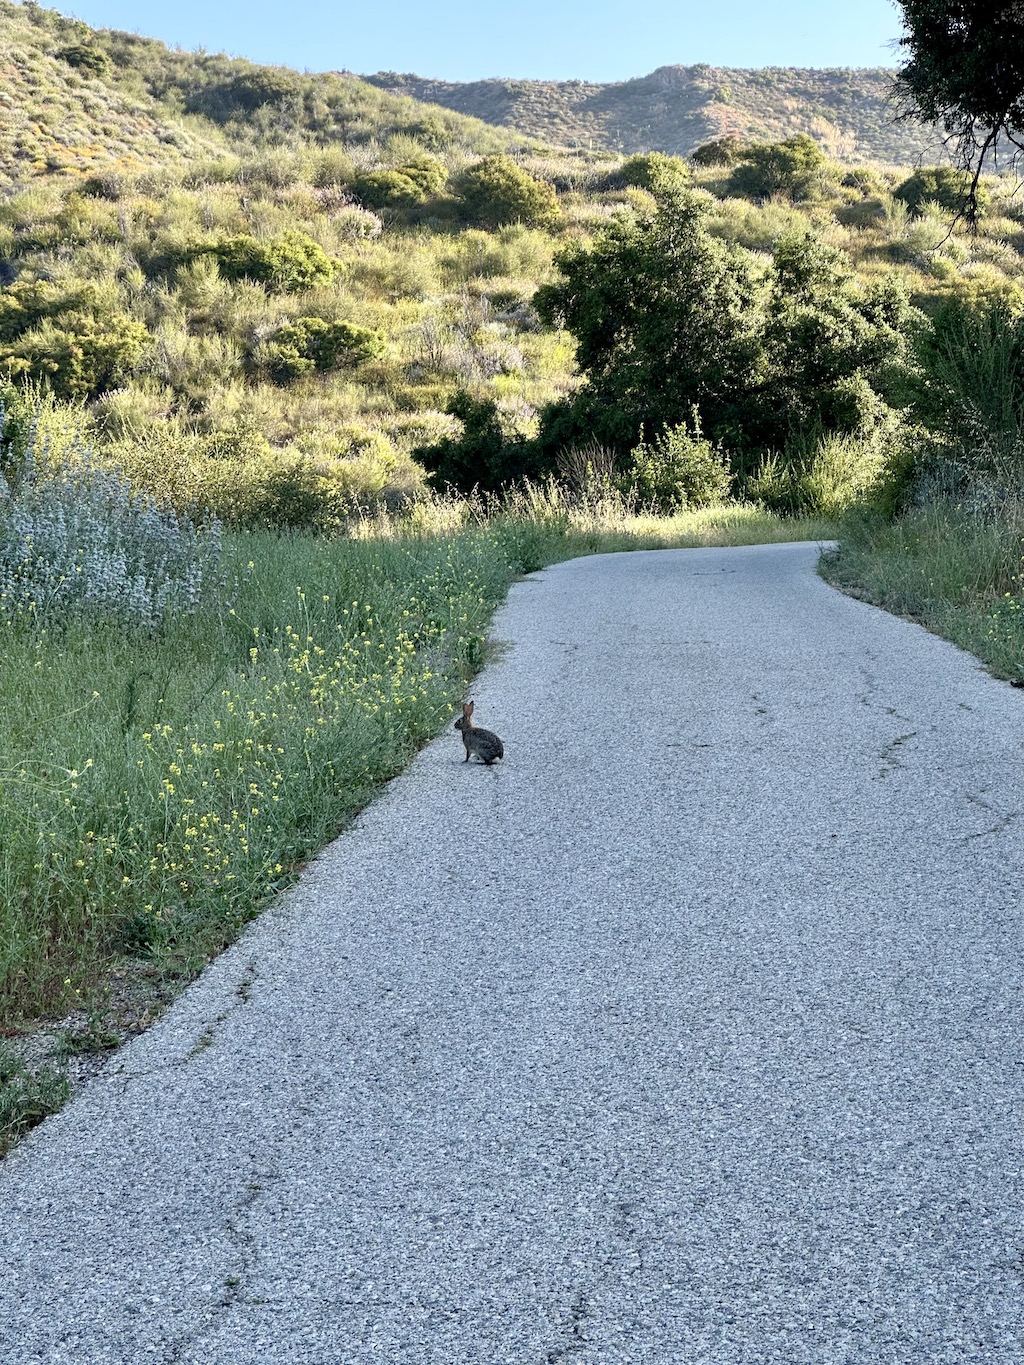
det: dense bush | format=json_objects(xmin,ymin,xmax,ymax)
[
  {"xmin": 455, "ymin": 156, "xmax": 561, "ymax": 230},
  {"xmin": 619, "ymin": 414, "xmax": 732, "ymax": 510},
  {"xmin": 616, "ymin": 153, "xmax": 690, "ymax": 191},
  {"xmin": 55, "ymin": 42, "xmax": 109, "ymax": 76},
  {"xmin": 0, "ymin": 405, "xmax": 221, "ymax": 627},
  {"xmin": 894, "ymin": 165, "xmax": 990, "ymax": 218},
  {"xmin": 728, "ymin": 133, "xmax": 829, "ymax": 201},
  {"xmin": 414, "ymin": 392, "xmax": 540, "ymax": 493},
  {"xmin": 0, "ymin": 289, "xmax": 149, "ymax": 400},
  {"xmin": 532, "ymin": 186, "xmax": 920, "ymax": 482},
  {"xmin": 690, "ymin": 136, "xmax": 747, "ymax": 167},
  {"xmin": 534, "ymin": 181, "xmax": 762, "ymax": 455},
  {"xmin": 353, "ymin": 157, "xmax": 448, "ymax": 210},
  {"xmin": 257, "ymin": 317, "xmax": 385, "ymax": 383},
  {"xmin": 205, "ymin": 231, "xmax": 336, "ymax": 292},
  {"xmin": 914, "ymin": 297, "xmax": 1024, "ymax": 491}
]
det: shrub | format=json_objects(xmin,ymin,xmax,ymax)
[
  {"xmin": 690, "ymin": 136, "xmax": 747, "ymax": 167},
  {"xmin": 0, "ymin": 312, "xmax": 149, "ymax": 400},
  {"xmin": 207, "ymin": 231, "xmax": 336, "ymax": 292},
  {"xmin": 616, "ymin": 153, "xmax": 690, "ymax": 192},
  {"xmin": 353, "ymin": 157, "xmax": 448, "ymax": 210},
  {"xmin": 455, "ymin": 156, "xmax": 561, "ymax": 230},
  {"xmin": 619, "ymin": 414, "xmax": 733, "ymax": 510},
  {"xmin": 54, "ymin": 43, "xmax": 110, "ymax": 77},
  {"xmin": 414, "ymin": 392, "xmax": 541, "ymax": 493},
  {"xmin": 0, "ymin": 406, "xmax": 222, "ymax": 628},
  {"xmin": 257, "ymin": 317, "xmax": 385, "ymax": 383},
  {"xmin": 894, "ymin": 165, "xmax": 990, "ymax": 219},
  {"xmin": 728, "ymin": 134, "xmax": 828, "ymax": 202}
]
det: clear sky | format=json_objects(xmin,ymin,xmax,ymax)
[{"xmin": 61, "ymin": 0, "xmax": 906, "ymax": 82}]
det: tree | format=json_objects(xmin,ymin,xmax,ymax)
[
  {"xmin": 533, "ymin": 182, "xmax": 763, "ymax": 453},
  {"xmin": 531, "ymin": 188, "xmax": 919, "ymax": 472},
  {"xmin": 894, "ymin": 1, "xmax": 1024, "ymax": 221}
]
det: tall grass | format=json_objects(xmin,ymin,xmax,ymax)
[{"xmin": 821, "ymin": 504, "xmax": 1024, "ymax": 684}]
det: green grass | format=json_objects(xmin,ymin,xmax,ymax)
[
  {"xmin": 820, "ymin": 504, "xmax": 1024, "ymax": 685},
  {"xmin": 0, "ymin": 1042, "xmax": 68, "ymax": 1158}
]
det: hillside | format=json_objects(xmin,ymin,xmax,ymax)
[
  {"xmin": 0, "ymin": 0, "xmax": 517, "ymax": 185},
  {"xmin": 363, "ymin": 66, "xmax": 945, "ymax": 165}
]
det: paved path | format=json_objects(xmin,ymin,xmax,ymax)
[{"xmin": 1, "ymin": 542, "xmax": 1022, "ymax": 1364}]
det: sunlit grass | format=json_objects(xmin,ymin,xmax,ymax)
[{"xmin": 821, "ymin": 504, "xmax": 1024, "ymax": 684}]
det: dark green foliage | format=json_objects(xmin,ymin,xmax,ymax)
[
  {"xmin": 616, "ymin": 152, "xmax": 690, "ymax": 191},
  {"xmin": 455, "ymin": 156, "xmax": 560, "ymax": 229},
  {"xmin": 414, "ymin": 392, "xmax": 540, "ymax": 493},
  {"xmin": 259, "ymin": 317, "xmax": 385, "ymax": 383},
  {"xmin": 206, "ymin": 232, "xmax": 336, "ymax": 292},
  {"xmin": 893, "ymin": 1, "xmax": 1024, "ymax": 219},
  {"xmin": 55, "ymin": 42, "xmax": 109, "ymax": 76},
  {"xmin": 894, "ymin": 165, "xmax": 990, "ymax": 217},
  {"xmin": 690, "ymin": 136, "xmax": 747, "ymax": 167},
  {"xmin": 533, "ymin": 190, "xmax": 919, "ymax": 476},
  {"xmin": 184, "ymin": 68, "xmax": 303, "ymax": 121},
  {"xmin": 620, "ymin": 413, "xmax": 732, "ymax": 509},
  {"xmin": 353, "ymin": 157, "xmax": 448, "ymax": 210},
  {"xmin": 728, "ymin": 133, "xmax": 828, "ymax": 201},
  {"xmin": 914, "ymin": 296, "xmax": 1024, "ymax": 486},
  {"xmin": 760, "ymin": 233, "xmax": 917, "ymax": 438},
  {"xmin": 534, "ymin": 183, "xmax": 762, "ymax": 453}
]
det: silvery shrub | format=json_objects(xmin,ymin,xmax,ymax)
[{"xmin": 0, "ymin": 401, "xmax": 222, "ymax": 628}]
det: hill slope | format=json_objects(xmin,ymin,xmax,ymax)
[
  {"xmin": 363, "ymin": 66, "xmax": 945, "ymax": 165},
  {"xmin": 0, "ymin": 0, "xmax": 518, "ymax": 185}
]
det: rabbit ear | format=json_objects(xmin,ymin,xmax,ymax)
[{"xmin": 464, "ymin": 701, "xmax": 475, "ymax": 717}]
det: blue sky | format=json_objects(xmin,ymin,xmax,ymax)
[{"xmin": 62, "ymin": 0, "xmax": 906, "ymax": 82}]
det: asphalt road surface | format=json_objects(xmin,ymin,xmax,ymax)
[{"xmin": 1, "ymin": 541, "xmax": 1022, "ymax": 1364}]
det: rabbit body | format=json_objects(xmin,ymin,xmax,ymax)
[{"xmin": 454, "ymin": 701, "xmax": 504, "ymax": 764}]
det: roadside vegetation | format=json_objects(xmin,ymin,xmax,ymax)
[{"xmin": 1, "ymin": 1, "xmax": 1023, "ymax": 1148}]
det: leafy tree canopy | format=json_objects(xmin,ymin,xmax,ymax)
[
  {"xmin": 531, "ymin": 185, "xmax": 920, "ymax": 466},
  {"xmin": 894, "ymin": 1, "xmax": 1024, "ymax": 219}
]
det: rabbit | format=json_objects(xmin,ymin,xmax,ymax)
[{"xmin": 453, "ymin": 700, "xmax": 504, "ymax": 764}]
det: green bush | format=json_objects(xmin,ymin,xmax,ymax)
[
  {"xmin": 353, "ymin": 157, "xmax": 448, "ymax": 210},
  {"xmin": 414, "ymin": 392, "xmax": 541, "ymax": 493},
  {"xmin": 728, "ymin": 134, "xmax": 828, "ymax": 202},
  {"xmin": 619, "ymin": 414, "xmax": 733, "ymax": 510},
  {"xmin": 258, "ymin": 317, "xmax": 385, "ymax": 383},
  {"xmin": 206, "ymin": 231, "xmax": 336, "ymax": 292},
  {"xmin": 54, "ymin": 43, "xmax": 110, "ymax": 77},
  {"xmin": 616, "ymin": 153, "xmax": 690, "ymax": 192},
  {"xmin": 894, "ymin": 165, "xmax": 990, "ymax": 219},
  {"xmin": 456, "ymin": 156, "xmax": 561, "ymax": 230},
  {"xmin": 0, "ymin": 312, "xmax": 149, "ymax": 399},
  {"xmin": 690, "ymin": 136, "xmax": 747, "ymax": 167}
]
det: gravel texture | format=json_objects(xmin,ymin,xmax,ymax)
[{"xmin": 1, "ymin": 541, "xmax": 1022, "ymax": 1364}]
